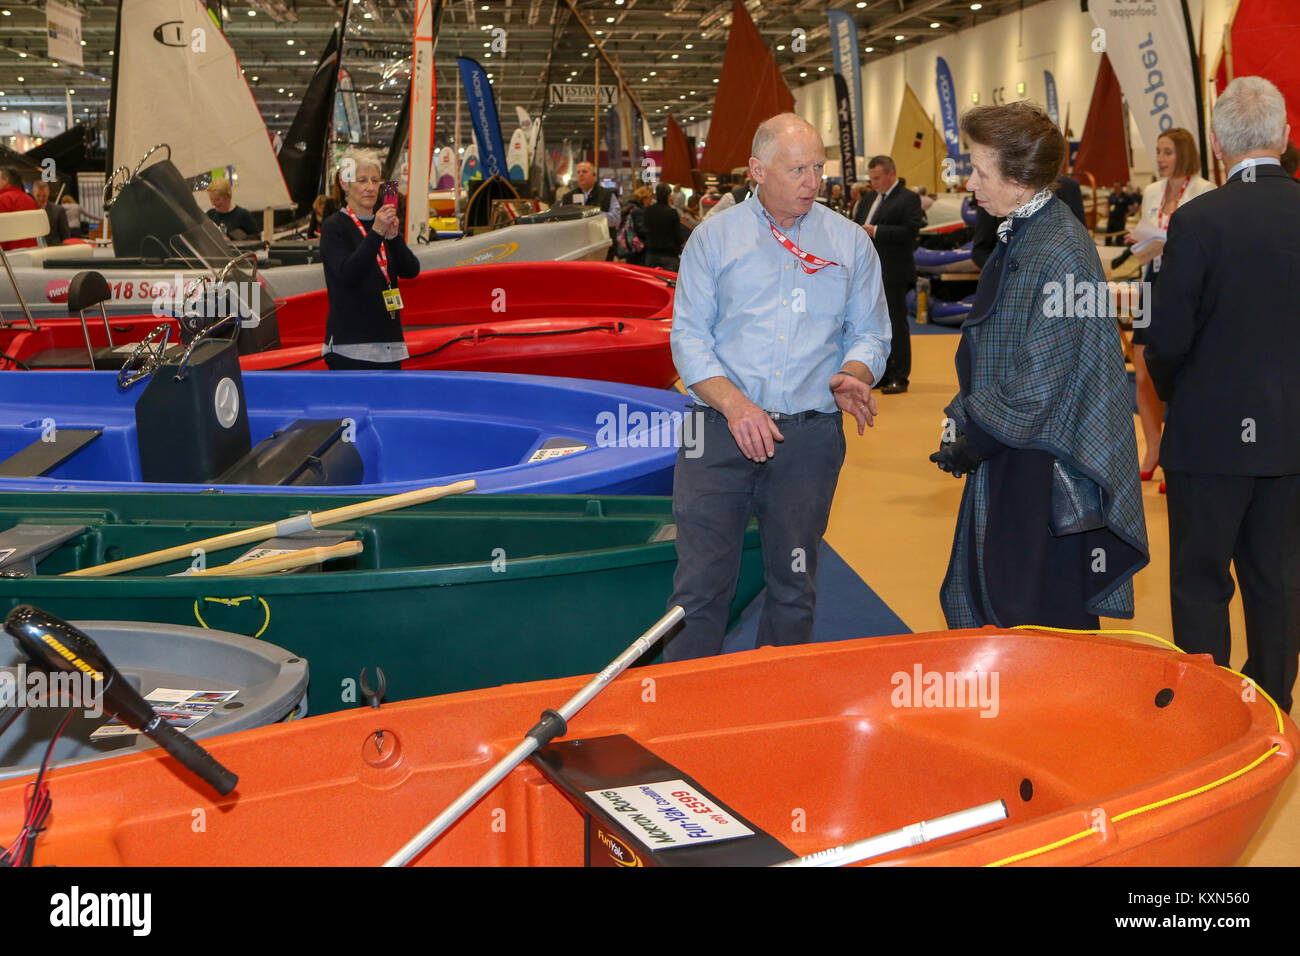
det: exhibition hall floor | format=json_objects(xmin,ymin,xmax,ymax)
[{"xmin": 823, "ymin": 326, "xmax": 1299, "ymax": 867}]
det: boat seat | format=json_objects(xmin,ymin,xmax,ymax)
[
  {"xmin": 0, "ymin": 209, "xmax": 50, "ymax": 245},
  {"xmin": 216, "ymin": 419, "xmax": 363, "ymax": 487},
  {"xmin": 0, "ymin": 428, "xmax": 102, "ymax": 478},
  {"xmin": 0, "ymin": 523, "xmax": 87, "ymax": 576},
  {"xmin": 66, "ymin": 271, "xmax": 111, "ymax": 314}
]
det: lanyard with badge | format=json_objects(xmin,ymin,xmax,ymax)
[
  {"xmin": 766, "ymin": 219, "xmax": 841, "ymax": 274},
  {"xmin": 345, "ymin": 208, "xmax": 404, "ymax": 314}
]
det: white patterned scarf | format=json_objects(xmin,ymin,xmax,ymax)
[{"xmin": 996, "ymin": 187, "xmax": 1054, "ymax": 243}]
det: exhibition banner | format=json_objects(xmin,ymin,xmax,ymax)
[
  {"xmin": 935, "ymin": 57, "xmax": 960, "ymax": 159},
  {"xmin": 1044, "ymin": 70, "xmax": 1060, "ymax": 126},
  {"xmin": 457, "ymin": 57, "xmax": 508, "ymax": 179},
  {"xmin": 1087, "ymin": 0, "xmax": 1200, "ymax": 169},
  {"xmin": 833, "ymin": 74, "xmax": 857, "ymax": 184},
  {"xmin": 45, "ymin": 0, "xmax": 83, "ymax": 69},
  {"xmin": 826, "ymin": 9, "xmax": 864, "ymax": 158}
]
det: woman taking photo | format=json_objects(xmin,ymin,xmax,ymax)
[
  {"xmin": 932, "ymin": 102, "xmax": 1148, "ymax": 629},
  {"xmin": 1126, "ymin": 128, "xmax": 1214, "ymax": 489},
  {"xmin": 320, "ymin": 149, "xmax": 420, "ymax": 369}
]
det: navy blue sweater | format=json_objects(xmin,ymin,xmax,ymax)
[{"xmin": 321, "ymin": 209, "xmax": 421, "ymax": 348}]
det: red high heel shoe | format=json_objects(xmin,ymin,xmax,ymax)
[
  {"xmin": 1140, "ymin": 459, "xmax": 1159, "ymax": 482},
  {"xmin": 1158, "ymin": 481, "xmax": 1167, "ymax": 494}
]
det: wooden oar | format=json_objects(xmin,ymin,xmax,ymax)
[
  {"xmin": 186, "ymin": 540, "xmax": 363, "ymax": 578},
  {"xmin": 61, "ymin": 479, "xmax": 477, "ymax": 578}
]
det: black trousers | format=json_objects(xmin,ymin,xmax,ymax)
[
  {"xmin": 324, "ymin": 352, "xmax": 402, "ymax": 371},
  {"xmin": 1165, "ymin": 470, "xmax": 1300, "ymax": 712},
  {"xmin": 881, "ymin": 279, "xmax": 911, "ymax": 385},
  {"xmin": 664, "ymin": 408, "xmax": 846, "ymax": 662}
]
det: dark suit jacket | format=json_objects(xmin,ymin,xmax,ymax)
[
  {"xmin": 849, "ymin": 195, "xmax": 870, "ymax": 225},
  {"xmin": 562, "ymin": 183, "xmax": 614, "ymax": 213},
  {"xmin": 41, "ymin": 201, "xmax": 70, "ymax": 245},
  {"xmin": 1146, "ymin": 164, "xmax": 1300, "ymax": 475},
  {"xmin": 861, "ymin": 183, "xmax": 924, "ymax": 285},
  {"xmin": 643, "ymin": 201, "xmax": 689, "ymax": 255}
]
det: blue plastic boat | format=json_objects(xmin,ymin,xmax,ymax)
[{"xmin": 0, "ymin": 370, "xmax": 689, "ymax": 495}]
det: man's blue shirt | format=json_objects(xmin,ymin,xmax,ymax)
[{"xmin": 670, "ymin": 187, "xmax": 891, "ymax": 415}]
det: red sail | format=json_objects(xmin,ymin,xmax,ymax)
[
  {"xmin": 661, "ymin": 116, "xmax": 695, "ymax": 188},
  {"xmin": 1214, "ymin": 0, "xmax": 1300, "ymax": 172},
  {"xmin": 699, "ymin": 0, "xmax": 795, "ymax": 175},
  {"xmin": 1072, "ymin": 53, "xmax": 1129, "ymax": 188}
]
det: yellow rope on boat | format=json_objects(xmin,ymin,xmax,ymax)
[{"xmin": 981, "ymin": 625, "xmax": 1292, "ymax": 866}]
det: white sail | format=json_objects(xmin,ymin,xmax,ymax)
[
  {"xmin": 111, "ymin": 0, "xmax": 292, "ymax": 212},
  {"xmin": 406, "ymin": 0, "xmax": 435, "ymax": 243}
]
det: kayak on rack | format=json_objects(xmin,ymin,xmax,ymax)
[
  {"xmin": 0, "ymin": 370, "xmax": 690, "ymax": 496},
  {"xmin": 0, "ymin": 492, "xmax": 759, "ymax": 717},
  {"xmin": 0, "ymin": 626, "xmax": 1291, "ymax": 866}
]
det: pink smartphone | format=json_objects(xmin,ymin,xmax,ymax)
[{"xmin": 380, "ymin": 181, "xmax": 400, "ymax": 207}]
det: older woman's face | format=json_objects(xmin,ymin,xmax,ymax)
[
  {"xmin": 966, "ymin": 143, "xmax": 1027, "ymax": 219},
  {"xmin": 346, "ymin": 164, "xmax": 383, "ymax": 213}
]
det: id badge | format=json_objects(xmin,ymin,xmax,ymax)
[{"xmin": 382, "ymin": 288, "xmax": 404, "ymax": 313}]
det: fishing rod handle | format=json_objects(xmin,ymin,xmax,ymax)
[{"xmin": 147, "ymin": 718, "xmax": 238, "ymax": 796}]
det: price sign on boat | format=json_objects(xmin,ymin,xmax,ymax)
[{"xmin": 585, "ymin": 779, "xmax": 755, "ymax": 851}]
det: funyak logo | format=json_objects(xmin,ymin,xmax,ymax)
[{"xmin": 49, "ymin": 886, "xmax": 151, "ymax": 936}]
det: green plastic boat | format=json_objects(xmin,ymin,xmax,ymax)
[{"xmin": 0, "ymin": 492, "xmax": 762, "ymax": 716}]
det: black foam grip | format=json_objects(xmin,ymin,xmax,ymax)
[{"xmin": 148, "ymin": 720, "xmax": 238, "ymax": 796}]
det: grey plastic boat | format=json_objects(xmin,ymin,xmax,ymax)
[{"xmin": 0, "ymin": 619, "xmax": 308, "ymax": 781}]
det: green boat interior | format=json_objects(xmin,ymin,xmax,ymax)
[{"xmin": 0, "ymin": 497, "xmax": 687, "ymax": 577}]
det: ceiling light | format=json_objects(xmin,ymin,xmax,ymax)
[
  {"xmin": 80, "ymin": 39, "xmax": 86, "ymax": 46},
  {"xmin": 483, "ymin": 41, "xmax": 490, "ymax": 47},
  {"xmin": 640, "ymin": 77, "xmax": 647, "ymax": 82},
  {"xmin": 605, "ymin": 16, "xmax": 614, "ymax": 22},
  {"xmin": 818, "ymin": 66, "xmax": 825, "ymax": 71},
  {"xmin": 252, "ymin": 75, "xmax": 258, "ymax": 81},
  {"xmin": 68, "ymin": 88, "xmax": 74, "ymax": 94},
  {"xmin": 712, "ymin": 78, "xmax": 718, "ymax": 83},
  {"xmin": 248, "ymin": 8, "xmax": 255, "ymax": 14},
  {"xmin": 299, "ymin": 49, "xmax": 305, "ymax": 55},
  {"xmin": 670, "ymin": 53, "xmax": 678, "ymax": 59},
  {"xmin": 1, "ymin": 9, "xmax": 10, "ymax": 15},
  {"xmin": 856, "ymin": 1, "xmax": 866, "ymax": 6},
  {"xmin": 894, "ymin": 34, "xmax": 904, "ymax": 41},
  {"xmin": 481, "ymin": 4, "xmax": 488, "ymax": 9},
  {"xmin": 685, "ymin": 43, "xmax": 693, "ymax": 49},
  {"xmin": 798, "ymin": 71, "xmax": 807, "ymax": 78},
  {"xmin": 286, "ymin": 39, "xmax": 294, "ymax": 45},
  {"xmin": 595, "ymin": 29, "xmax": 602, "ymax": 35},
  {"xmin": 931, "ymin": 22, "xmax": 941, "ymax": 28},
  {"xmin": 51, "ymin": 61, "xmax": 58, "ymax": 67},
  {"xmin": 16, "ymin": 76, "xmax": 23, "ymax": 82},
  {"xmin": 864, "ymin": 46, "xmax": 874, "ymax": 53},
  {"xmin": 970, "ymin": 2, "xmax": 983, "ymax": 8},
  {"xmin": 278, "ymin": 87, "xmax": 285, "ymax": 92},
  {"xmin": 18, "ymin": 51, "xmax": 26, "ymax": 58},
  {"xmin": 689, "ymin": 90, "xmax": 695, "ymax": 95}
]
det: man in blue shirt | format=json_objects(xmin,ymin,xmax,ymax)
[{"xmin": 665, "ymin": 112, "xmax": 892, "ymax": 661}]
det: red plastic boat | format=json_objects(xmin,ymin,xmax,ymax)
[
  {"xmin": 1, "ymin": 627, "xmax": 1292, "ymax": 867},
  {"xmin": 0, "ymin": 261, "xmax": 678, "ymax": 387}
]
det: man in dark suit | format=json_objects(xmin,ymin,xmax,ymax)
[
  {"xmin": 1145, "ymin": 76, "xmax": 1298, "ymax": 712},
  {"xmin": 563, "ymin": 161, "xmax": 620, "ymax": 261},
  {"xmin": 861, "ymin": 155, "xmax": 924, "ymax": 393},
  {"xmin": 848, "ymin": 182, "xmax": 869, "ymax": 224}
]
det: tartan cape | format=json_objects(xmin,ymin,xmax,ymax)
[{"xmin": 940, "ymin": 197, "xmax": 1149, "ymax": 627}]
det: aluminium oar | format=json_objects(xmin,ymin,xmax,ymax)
[
  {"xmin": 186, "ymin": 540, "xmax": 363, "ymax": 578},
  {"xmin": 384, "ymin": 604, "xmax": 686, "ymax": 867},
  {"xmin": 773, "ymin": 800, "xmax": 1009, "ymax": 867},
  {"xmin": 61, "ymin": 479, "xmax": 476, "ymax": 578}
]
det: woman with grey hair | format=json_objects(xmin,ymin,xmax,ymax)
[
  {"xmin": 320, "ymin": 148, "xmax": 420, "ymax": 370},
  {"xmin": 933, "ymin": 102, "xmax": 1148, "ymax": 629}
]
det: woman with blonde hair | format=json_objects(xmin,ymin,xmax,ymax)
[
  {"xmin": 1126, "ymin": 128, "xmax": 1215, "ymax": 489},
  {"xmin": 319, "ymin": 148, "xmax": 420, "ymax": 369}
]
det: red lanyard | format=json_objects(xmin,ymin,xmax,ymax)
[
  {"xmin": 1157, "ymin": 177, "xmax": 1190, "ymax": 230},
  {"xmin": 346, "ymin": 208, "xmax": 390, "ymax": 285},
  {"xmin": 767, "ymin": 220, "xmax": 840, "ymax": 274}
]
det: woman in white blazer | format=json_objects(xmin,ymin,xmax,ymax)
[{"xmin": 1127, "ymin": 128, "xmax": 1215, "ymax": 489}]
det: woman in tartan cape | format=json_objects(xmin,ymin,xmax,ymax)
[{"xmin": 932, "ymin": 104, "xmax": 1149, "ymax": 629}]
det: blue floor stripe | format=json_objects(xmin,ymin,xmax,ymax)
[{"xmin": 723, "ymin": 540, "xmax": 910, "ymax": 653}]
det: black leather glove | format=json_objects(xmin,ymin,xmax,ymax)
[{"xmin": 930, "ymin": 435, "xmax": 982, "ymax": 478}]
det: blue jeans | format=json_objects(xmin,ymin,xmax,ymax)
[{"xmin": 664, "ymin": 406, "xmax": 846, "ymax": 661}]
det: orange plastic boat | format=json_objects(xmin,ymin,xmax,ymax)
[{"xmin": 1, "ymin": 627, "xmax": 1293, "ymax": 867}]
